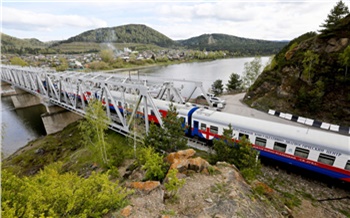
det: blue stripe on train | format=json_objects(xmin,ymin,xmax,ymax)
[
  {"xmin": 259, "ymin": 150, "xmax": 349, "ymax": 180},
  {"xmin": 187, "ymin": 107, "xmax": 199, "ymax": 135}
]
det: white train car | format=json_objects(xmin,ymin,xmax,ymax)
[{"xmin": 191, "ymin": 108, "xmax": 350, "ymax": 182}]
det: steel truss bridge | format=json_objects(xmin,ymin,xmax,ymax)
[{"xmin": 0, "ymin": 65, "xmax": 211, "ymax": 136}]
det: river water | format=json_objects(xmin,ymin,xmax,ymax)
[
  {"xmin": 1, "ymin": 57, "xmax": 270, "ymax": 157},
  {"xmin": 1, "ymin": 96, "xmax": 47, "ymax": 157}
]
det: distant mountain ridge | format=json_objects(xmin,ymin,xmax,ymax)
[
  {"xmin": 177, "ymin": 33, "xmax": 287, "ymax": 56},
  {"xmin": 1, "ymin": 24, "xmax": 288, "ymax": 55}
]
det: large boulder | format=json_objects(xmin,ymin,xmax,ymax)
[
  {"xmin": 188, "ymin": 157, "xmax": 210, "ymax": 173},
  {"xmin": 128, "ymin": 181, "xmax": 161, "ymax": 193},
  {"xmin": 165, "ymin": 149, "xmax": 210, "ymax": 174},
  {"xmin": 166, "ymin": 149, "xmax": 196, "ymax": 164}
]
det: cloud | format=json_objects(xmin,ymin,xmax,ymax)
[
  {"xmin": 2, "ymin": 6, "xmax": 107, "ymax": 32},
  {"xmin": 0, "ymin": 1, "xmax": 340, "ymax": 42},
  {"xmin": 157, "ymin": 2, "xmax": 255, "ymax": 22}
]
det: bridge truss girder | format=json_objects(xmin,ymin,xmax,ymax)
[{"xmin": 1, "ymin": 65, "xmax": 164, "ymax": 136}]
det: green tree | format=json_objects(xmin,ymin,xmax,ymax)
[
  {"xmin": 2, "ymin": 163, "xmax": 132, "ymax": 217},
  {"xmin": 88, "ymin": 61, "xmax": 110, "ymax": 70},
  {"xmin": 10, "ymin": 57, "xmax": 28, "ymax": 66},
  {"xmin": 320, "ymin": 0, "xmax": 349, "ymax": 33},
  {"xmin": 302, "ymin": 50, "xmax": 319, "ymax": 83},
  {"xmin": 241, "ymin": 57, "xmax": 262, "ymax": 89},
  {"xmin": 211, "ymin": 124, "xmax": 261, "ymax": 182},
  {"xmin": 143, "ymin": 104, "xmax": 187, "ymax": 152},
  {"xmin": 339, "ymin": 45, "xmax": 350, "ymax": 77},
  {"xmin": 100, "ymin": 49, "xmax": 114, "ymax": 63},
  {"xmin": 226, "ymin": 73, "xmax": 242, "ymax": 92},
  {"xmin": 211, "ymin": 79, "xmax": 224, "ymax": 95},
  {"xmin": 79, "ymin": 99, "xmax": 110, "ymax": 164},
  {"xmin": 55, "ymin": 57, "xmax": 68, "ymax": 71},
  {"xmin": 165, "ymin": 168, "xmax": 186, "ymax": 199},
  {"xmin": 211, "ymin": 124, "xmax": 236, "ymax": 164}
]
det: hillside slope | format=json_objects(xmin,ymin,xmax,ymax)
[
  {"xmin": 243, "ymin": 15, "xmax": 350, "ymax": 126},
  {"xmin": 55, "ymin": 24, "xmax": 175, "ymax": 48},
  {"xmin": 1, "ymin": 33, "xmax": 47, "ymax": 54},
  {"xmin": 178, "ymin": 33, "xmax": 288, "ymax": 56}
]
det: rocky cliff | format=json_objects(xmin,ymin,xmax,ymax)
[{"xmin": 244, "ymin": 15, "xmax": 350, "ymax": 126}]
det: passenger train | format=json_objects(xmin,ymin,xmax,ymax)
[
  {"xmin": 104, "ymin": 92, "xmax": 350, "ymax": 183},
  {"xmin": 42, "ymin": 82, "xmax": 350, "ymax": 183}
]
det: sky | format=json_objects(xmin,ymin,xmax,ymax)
[{"xmin": 1, "ymin": 0, "xmax": 346, "ymax": 42}]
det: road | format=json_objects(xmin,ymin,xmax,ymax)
[{"xmin": 220, "ymin": 93, "xmax": 307, "ymax": 127}]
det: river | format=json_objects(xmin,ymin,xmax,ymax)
[{"xmin": 1, "ymin": 56, "xmax": 270, "ymax": 157}]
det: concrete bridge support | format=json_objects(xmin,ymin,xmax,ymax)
[
  {"xmin": 11, "ymin": 91, "xmax": 42, "ymax": 109},
  {"xmin": 1, "ymin": 81, "xmax": 16, "ymax": 96},
  {"xmin": 41, "ymin": 108, "xmax": 82, "ymax": 135}
]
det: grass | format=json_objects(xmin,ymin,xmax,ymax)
[
  {"xmin": 281, "ymin": 191, "xmax": 302, "ymax": 209},
  {"xmin": 210, "ymin": 182, "xmax": 230, "ymax": 200},
  {"xmin": 161, "ymin": 209, "xmax": 176, "ymax": 216},
  {"xmin": 2, "ymin": 121, "xmax": 133, "ymax": 177}
]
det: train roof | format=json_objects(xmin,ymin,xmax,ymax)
[
  {"xmin": 109, "ymin": 91, "xmax": 197, "ymax": 116},
  {"xmin": 152, "ymin": 99, "xmax": 197, "ymax": 116},
  {"xmin": 192, "ymin": 108, "xmax": 350, "ymax": 155}
]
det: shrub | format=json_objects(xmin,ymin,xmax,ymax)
[
  {"xmin": 164, "ymin": 169, "xmax": 186, "ymax": 199},
  {"xmin": 1, "ymin": 163, "xmax": 132, "ymax": 217},
  {"xmin": 88, "ymin": 61, "xmax": 110, "ymax": 70},
  {"xmin": 137, "ymin": 146, "xmax": 169, "ymax": 181},
  {"xmin": 10, "ymin": 57, "xmax": 29, "ymax": 66}
]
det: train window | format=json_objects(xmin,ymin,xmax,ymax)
[
  {"xmin": 150, "ymin": 109, "xmax": 155, "ymax": 116},
  {"xmin": 200, "ymin": 123, "xmax": 207, "ymax": 131},
  {"xmin": 210, "ymin": 126, "xmax": 218, "ymax": 134},
  {"xmin": 118, "ymin": 101, "xmax": 122, "ymax": 107},
  {"xmin": 345, "ymin": 161, "xmax": 350, "ymax": 171},
  {"xmin": 255, "ymin": 137, "xmax": 266, "ymax": 147},
  {"xmin": 239, "ymin": 133, "xmax": 249, "ymax": 140},
  {"xmin": 273, "ymin": 142, "xmax": 287, "ymax": 152},
  {"xmin": 294, "ymin": 147, "xmax": 309, "ymax": 159},
  {"xmin": 317, "ymin": 153, "xmax": 335, "ymax": 166}
]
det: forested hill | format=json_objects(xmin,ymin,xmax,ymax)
[
  {"xmin": 243, "ymin": 14, "xmax": 350, "ymax": 126},
  {"xmin": 177, "ymin": 34, "xmax": 288, "ymax": 56},
  {"xmin": 1, "ymin": 33, "xmax": 47, "ymax": 54},
  {"xmin": 57, "ymin": 24, "xmax": 175, "ymax": 48},
  {"xmin": 2, "ymin": 24, "xmax": 287, "ymax": 55}
]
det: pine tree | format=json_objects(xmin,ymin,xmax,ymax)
[
  {"xmin": 143, "ymin": 103, "xmax": 187, "ymax": 152},
  {"xmin": 162, "ymin": 104, "xmax": 188, "ymax": 152},
  {"xmin": 320, "ymin": 0, "xmax": 349, "ymax": 33},
  {"xmin": 226, "ymin": 73, "xmax": 242, "ymax": 92},
  {"xmin": 211, "ymin": 124, "xmax": 261, "ymax": 182},
  {"xmin": 211, "ymin": 79, "xmax": 224, "ymax": 95}
]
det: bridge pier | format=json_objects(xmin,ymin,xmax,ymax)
[
  {"xmin": 11, "ymin": 91, "xmax": 42, "ymax": 109},
  {"xmin": 41, "ymin": 107, "xmax": 82, "ymax": 135},
  {"xmin": 1, "ymin": 81, "xmax": 16, "ymax": 96}
]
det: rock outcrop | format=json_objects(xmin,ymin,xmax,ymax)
[
  {"xmin": 125, "ymin": 161, "xmax": 283, "ymax": 218},
  {"xmin": 244, "ymin": 15, "xmax": 350, "ymax": 126},
  {"xmin": 165, "ymin": 149, "xmax": 210, "ymax": 174}
]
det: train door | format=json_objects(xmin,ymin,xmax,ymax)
[{"xmin": 193, "ymin": 120, "xmax": 199, "ymax": 137}]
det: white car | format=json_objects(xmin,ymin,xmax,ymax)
[{"xmin": 210, "ymin": 97, "xmax": 226, "ymax": 105}]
